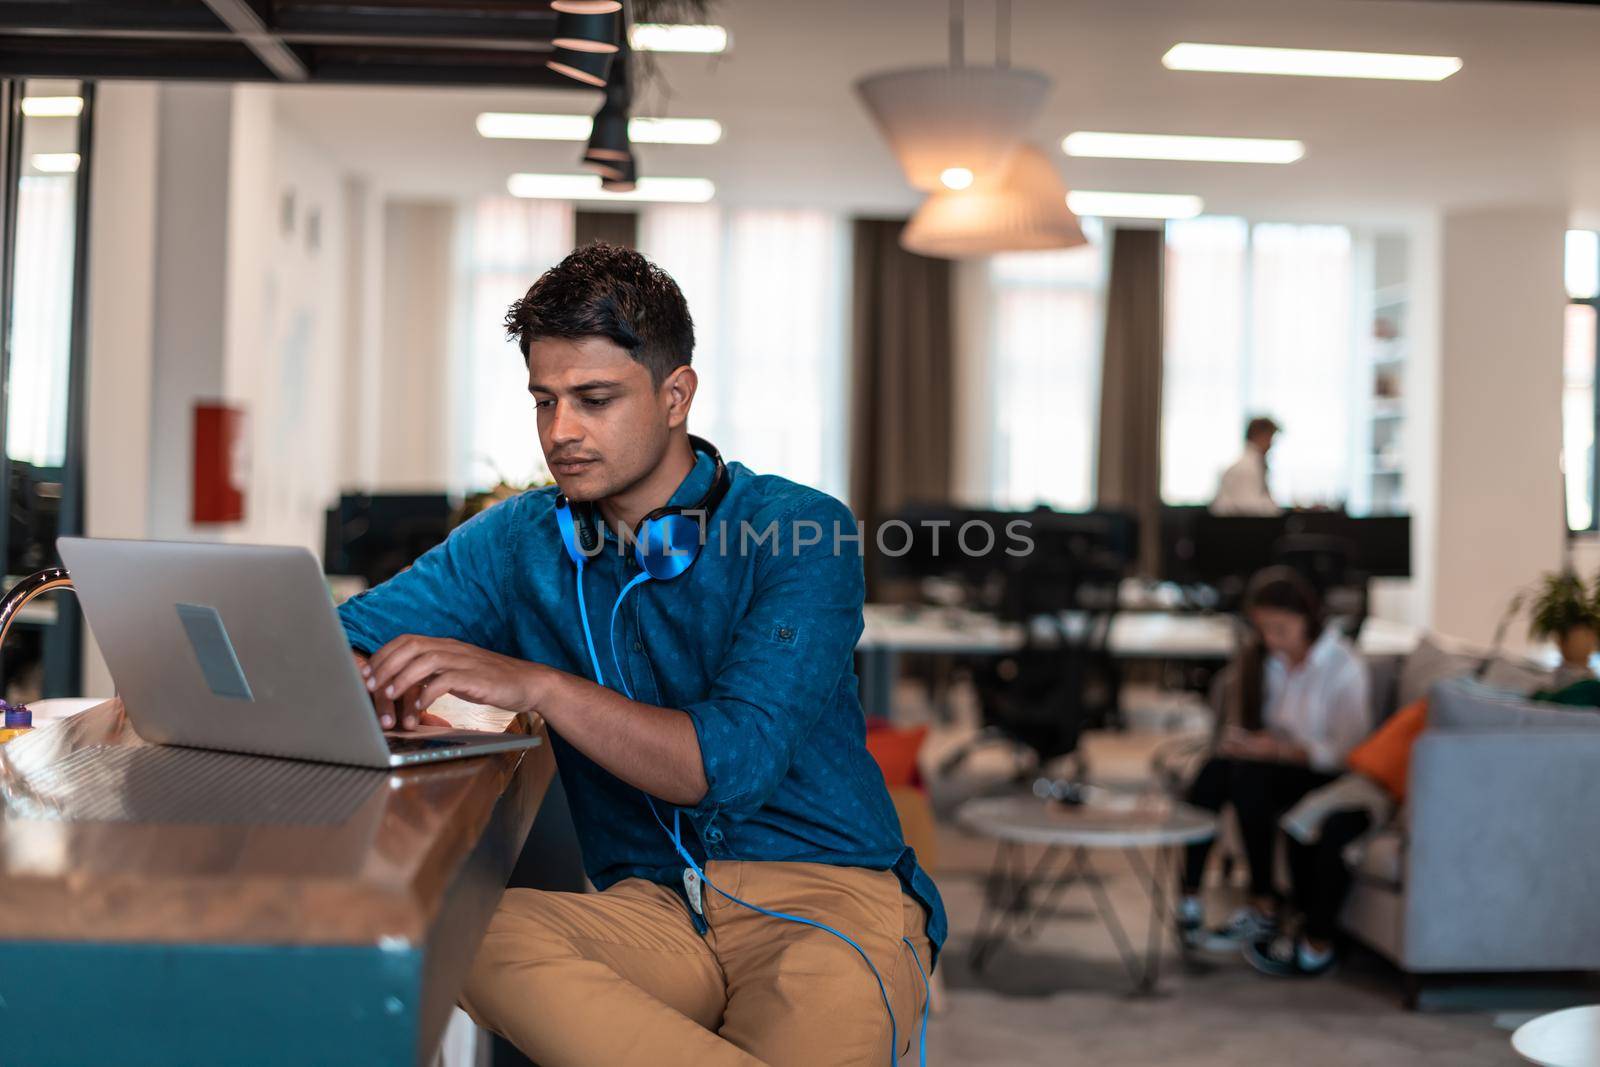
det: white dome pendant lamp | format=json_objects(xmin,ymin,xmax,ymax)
[{"xmin": 855, "ymin": 0, "xmax": 1051, "ymax": 191}]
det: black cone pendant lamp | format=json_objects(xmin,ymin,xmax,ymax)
[
  {"xmin": 586, "ymin": 63, "xmax": 631, "ymax": 164},
  {"xmin": 553, "ymin": 10, "xmax": 620, "ymax": 53},
  {"xmin": 547, "ymin": 46, "xmax": 613, "ymax": 87},
  {"xmin": 600, "ymin": 152, "xmax": 637, "ymax": 192}
]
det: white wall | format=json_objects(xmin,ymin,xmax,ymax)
[
  {"xmin": 222, "ymin": 91, "xmax": 350, "ymax": 552},
  {"xmin": 340, "ymin": 176, "xmax": 384, "ymax": 489},
  {"xmin": 147, "ymin": 83, "xmax": 233, "ymax": 542},
  {"xmin": 374, "ymin": 200, "xmax": 455, "ymax": 490},
  {"xmin": 1417, "ymin": 206, "xmax": 1568, "ymax": 647},
  {"xmin": 78, "ymin": 82, "xmax": 373, "ymax": 692},
  {"xmin": 81, "ymin": 82, "xmax": 162, "ymax": 698},
  {"xmin": 115, "ymin": 83, "xmax": 356, "ymax": 556}
]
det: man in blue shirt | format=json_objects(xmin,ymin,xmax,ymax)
[{"xmin": 339, "ymin": 243, "xmax": 943, "ymax": 1066}]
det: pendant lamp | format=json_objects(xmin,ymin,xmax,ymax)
[
  {"xmin": 553, "ymin": 10, "xmax": 619, "ymax": 53},
  {"xmin": 855, "ymin": 0, "xmax": 1050, "ymax": 191},
  {"xmin": 548, "ymin": 46, "xmax": 613, "ymax": 86},
  {"xmin": 600, "ymin": 152, "xmax": 638, "ymax": 192},
  {"xmin": 901, "ymin": 143, "xmax": 1086, "ymax": 258}
]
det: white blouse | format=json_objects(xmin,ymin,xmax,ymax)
[{"xmin": 1262, "ymin": 626, "xmax": 1373, "ymax": 772}]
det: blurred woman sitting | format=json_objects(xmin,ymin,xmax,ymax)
[{"xmin": 1176, "ymin": 566, "xmax": 1372, "ymax": 972}]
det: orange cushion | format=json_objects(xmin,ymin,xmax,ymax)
[
  {"xmin": 1346, "ymin": 698, "xmax": 1428, "ymax": 803},
  {"xmin": 864, "ymin": 723, "xmax": 928, "ymax": 789}
]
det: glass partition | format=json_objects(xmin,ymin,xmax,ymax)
[{"xmin": 1, "ymin": 78, "xmax": 90, "ymax": 700}]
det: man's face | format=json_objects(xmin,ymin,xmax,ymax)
[
  {"xmin": 526, "ymin": 335, "xmax": 687, "ymax": 503},
  {"xmin": 1251, "ymin": 429, "xmax": 1277, "ymax": 455}
]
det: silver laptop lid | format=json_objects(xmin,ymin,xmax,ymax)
[{"xmin": 58, "ymin": 537, "xmax": 393, "ymax": 768}]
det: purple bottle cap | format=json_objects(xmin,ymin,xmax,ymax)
[{"xmin": 4, "ymin": 706, "xmax": 31, "ymax": 728}]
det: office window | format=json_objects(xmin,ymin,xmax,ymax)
[
  {"xmin": 1162, "ymin": 217, "xmax": 1247, "ymax": 507},
  {"xmin": 6, "ymin": 116, "xmax": 81, "ymax": 468},
  {"xmin": 639, "ymin": 205, "xmax": 849, "ymax": 498},
  {"xmin": 458, "ymin": 197, "xmax": 575, "ymax": 489},
  {"xmin": 984, "ymin": 225, "xmax": 1107, "ymax": 510},
  {"xmin": 1564, "ymin": 230, "xmax": 1600, "ymax": 531},
  {"xmin": 1163, "ymin": 218, "xmax": 1357, "ymax": 509}
]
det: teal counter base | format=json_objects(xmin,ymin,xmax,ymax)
[{"xmin": 0, "ymin": 940, "xmax": 427, "ymax": 1066}]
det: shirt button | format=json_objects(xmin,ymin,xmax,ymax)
[
  {"xmin": 705, "ymin": 826, "xmax": 724, "ymax": 844},
  {"xmin": 633, "ymin": 641, "xmax": 643, "ymax": 652}
]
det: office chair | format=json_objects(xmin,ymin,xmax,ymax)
[{"xmin": 937, "ymin": 552, "xmax": 1123, "ymax": 786}]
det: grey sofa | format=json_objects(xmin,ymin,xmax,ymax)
[{"xmin": 1339, "ymin": 675, "xmax": 1600, "ymax": 999}]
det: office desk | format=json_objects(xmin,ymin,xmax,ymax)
[
  {"xmin": 856, "ymin": 604, "xmax": 1419, "ymax": 719},
  {"xmin": 0, "ymin": 699, "xmax": 554, "ymax": 1067}
]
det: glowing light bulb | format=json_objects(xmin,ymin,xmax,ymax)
[{"xmin": 940, "ymin": 167, "xmax": 975, "ymax": 190}]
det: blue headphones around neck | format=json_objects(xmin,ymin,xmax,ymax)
[
  {"xmin": 552, "ymin": 434, "xmax": 929, "ymax": 1067},
  {"xmin": 553, "ymin": 434, "xmax": 731, "ymax": 581}
]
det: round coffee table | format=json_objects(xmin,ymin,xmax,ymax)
[
  {"xmin": 958, "ymin": 790, "xmax": 1217, "ymax": 995},
  {"xmin": 1513, "ymin": 1005, "xmax": 1600, "ymax": 1066}
]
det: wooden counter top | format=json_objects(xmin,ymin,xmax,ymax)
[
  {"xmin": 0, "ymin": 699, "xmax": 553, "ymax": 945},
  {"xmin": 0, "ymin": 698, "xmax": 557, "ymax": 1066}
]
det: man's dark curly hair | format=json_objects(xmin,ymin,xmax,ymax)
[{"xmin": 505, "ymin": 242, "xmax": 694, "ymax": 385}]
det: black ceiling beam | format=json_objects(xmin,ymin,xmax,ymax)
[
  {"xmin": 0, "ymin": 1, "xmax": 229, "ymax": 34},
  {"xmin": 0, "ymin": 34, "xmax": 575, "ymax": 87},
  {"xmin": 0, "ymin": 0, "xmax": 559, "ymax": 41},
  {"xmin": 272, "ymin": 0, "xmax": 557, "ymax": 40},
  {"xmin": 0, "ymin": 0, "xmax": 579, "ymax": 87},
  {"xmin": 199, "ymin": 0, "xmax": 308, "ymax": 80},
  {"xmin": 303, "ymin": 43, "xmax": 574, "ymax": 87},
  {"xmin": 0, "ymin": 34, "xmax": 273, "ymax": 80}
]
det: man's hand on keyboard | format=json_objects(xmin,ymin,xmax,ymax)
[{"xmin": 353, "ymin": 649, "xmax": 450, "ymax": 732}]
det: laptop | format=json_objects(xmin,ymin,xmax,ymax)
[{"xmin": 57, "ymin": 537, "xmax": 543, "ymax": 769}]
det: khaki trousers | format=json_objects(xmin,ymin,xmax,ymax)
[{"xmin": 460, "ymin": 861, "xmax": 933, "ymax": 1067}]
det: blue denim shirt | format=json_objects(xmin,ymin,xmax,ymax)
[{"xmin": 337, "ymin": 450, "xmax": 946, "ymax": 960}]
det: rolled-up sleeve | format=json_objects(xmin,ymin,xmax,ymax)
[
  {"xmin": 336, "ymin": 501, "xmax": 514, "ymax": 657},
  {"xmin": 682, "ymin": 494, "xmax": 864, "ymax": 826}
]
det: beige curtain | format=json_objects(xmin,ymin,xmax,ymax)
[
  {"xmin": 1095, "ymin": 226, "xmax": 1165, "ymax": 575},
  {"xmin": 849, "ymin": 218, "xmax": 954, "ymax": 596}
]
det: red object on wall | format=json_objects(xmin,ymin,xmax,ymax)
[{"xmin": 193, "ymin": 402, "xmax": 248, "ymax": 524}]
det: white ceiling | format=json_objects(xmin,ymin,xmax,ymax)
[{"xmin": 271, "ymin": 0, "xmax": 1600, "ymax": 225}]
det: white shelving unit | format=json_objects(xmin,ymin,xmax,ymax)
[{"xmin": 1353, "ymin": 234, "xmax": 1409, "ymax": 515}]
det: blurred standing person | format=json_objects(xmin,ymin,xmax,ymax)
[{"xmin": 1212, "ymin": 416, "xmax": 1281, "ymax": 516}]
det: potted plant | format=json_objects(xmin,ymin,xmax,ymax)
[{"xmin": 1527, "ymin": 572, "xmax": 1600, "ymax": 671}]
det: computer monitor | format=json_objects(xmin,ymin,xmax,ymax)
[
  {"xmin": 323, "ymin": 493, "xmax": 453, "ymax": 589},
  {"xmin": 880, "ymin": 503, "xmax": 1139, "ymax": 605},
  {"xmin": 1159, "ymin": 507, "xmax": 1285, "ymax": 587},
  {"xmin": 1159, "ymin": 507, "xmax": 1412, "ymax": 586}
]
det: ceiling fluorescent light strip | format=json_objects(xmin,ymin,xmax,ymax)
[
  {"xmin": 1162, "ymin": 43, "xmax": 1461, "ymax": 81},
  {"xmin": 477, "ymin": 113, "xmax": 592, "ymax": 140},
  {"xmin": 21, "ymin": 96, "xmax": 84, "ymax": 118},
  {"xmin": 1063, "ymin": 131, "xmax": 1303, "ymax": 164},
  {"xmin": 1065, "ymin": 190, "xmax": 1202, "ymax": 220},
  {"xmin": 507, "ymin": 173, "xmax": 715, "ymax": 203},
  {"xmin": 631, "ymin": 23, "xmax": 729, "ymax": 53},
  {"xmin": 628, "ymin": 117, "xmax": 722, "ymax": 145},
  {"xmin": 477, "ymin": 113, "xmax": 721, "ymax": 145},
  {"xmin": 30, "ymin": 153, "xmax": 81, "ymax": 173}
]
